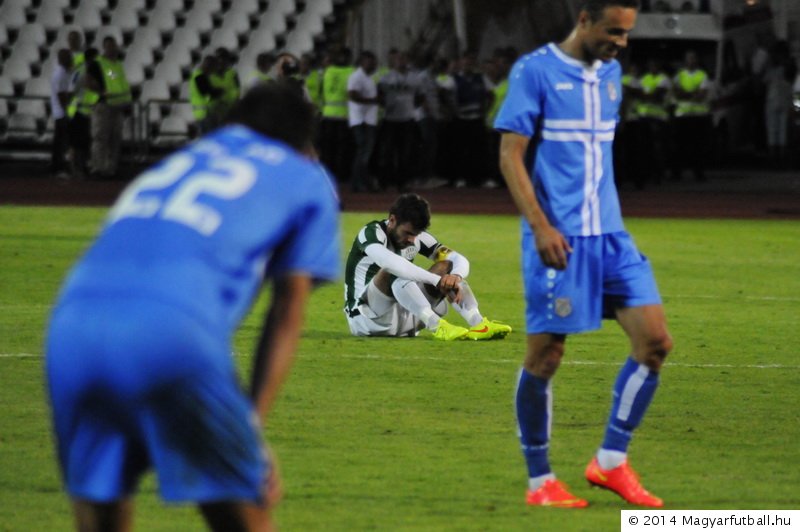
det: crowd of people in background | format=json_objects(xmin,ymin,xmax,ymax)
[
  {"xmin": 616, "ymin": 39, "xmax": 799, "ymax": 189},
  {"xmin": 189, "ymin": 44, "xmax": 520, "ymax": 192},
  {"xmin": 49, "ymin": 27, "xmax": 800, "ymax": 187}
]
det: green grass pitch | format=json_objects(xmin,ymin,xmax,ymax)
[{"xmin": 1, "ymin": 205, "xmax": 798, "ymax": 531}]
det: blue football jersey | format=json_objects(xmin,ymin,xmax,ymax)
[
  {"xmin": 495, "ymin": 43, "xmax": 625, "ymax": 237},
  {"xmin": 57, "ymin": 125, "xmax": 340, "ymax": 333}
]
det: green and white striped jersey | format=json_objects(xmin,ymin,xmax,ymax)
[{"xmin": 344, "ymin": 219, "xmax": 449, "ymax": 314}]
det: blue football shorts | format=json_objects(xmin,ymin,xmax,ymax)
[
  {"xmin": 46, "ymin": 296, "xmax": 268, "ymax": 504},
  {"xmin": 522, "ymin": 230, "xmax": 662, "ymax": 334}
]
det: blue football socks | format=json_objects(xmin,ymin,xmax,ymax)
[
  {"xmin": 601, "ymin": 357, "xmax": 660, "ymax": 458},
  {"xmin": 515, "ymin": 368, "xmax": 552, "ymax": 481}
]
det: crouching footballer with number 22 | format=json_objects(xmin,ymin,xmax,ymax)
[
  {"xmin": 45, "ymin": 83, "xmax": 340, "ymax": 531},
  {"xmin": 495, "ymin": 0, "xmax": 673, "ymax": 508}
]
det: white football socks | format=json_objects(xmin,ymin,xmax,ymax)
[
  {"xmin": 450, "ymin": 281, "xmax": 483, "ymax": 327},
  {"xmin": 596, "ymin": 448, "xmax": 627, "ymax": 470},
  {"xmin": 529, "ymin": 472, "xmax": 556, "ymax": 491},
  {"xmin": 391, "ymin": 279, "xmax": 439, "ymax": 329}
]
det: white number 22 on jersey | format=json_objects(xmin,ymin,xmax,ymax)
[{"xmin": 107, "ymin": 153, "xmax": 257, "ymax": 236}]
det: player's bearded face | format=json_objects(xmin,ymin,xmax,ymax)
[
  {"xmin": 388, "ymin": 221, "xmax": 420, "ymax": 250},
  {"xmin": 582, "ymin": 7, "xmax": 637, "ymax": 62}
]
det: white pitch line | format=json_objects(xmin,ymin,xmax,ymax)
[
  {"xmin": 664, "ymin": 294, "xmax": 800, "ymax": 302},
  {"xmin": 5, "ymin": 352, "xmax": 799, "ymax": 370}
]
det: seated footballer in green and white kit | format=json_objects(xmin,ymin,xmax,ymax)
[{"xmin": 343, "ymin": 193, "xmax": 512, "ymax": 341}]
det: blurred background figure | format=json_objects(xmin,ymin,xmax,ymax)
[
  {"xmin": 50, "ymin": 49, "xmax": 74, "ymax": 179},
  {"xmin": 189, "ymin": 55, "xmax": 224, "ymax": 135},
  {"xmin": 671, "ymin": 50, "xmax": 711, "ymax": 182},
  {"xmin": 247, "ymin": 52, "xmax": 275, "ymax": 89},
  {"xmin": 763, "ymin": 40, "xmax": 797, "ymax": 169},
  {"xmin": 347, "ymin": 50, "xmax": 380, "ymax": 192}
]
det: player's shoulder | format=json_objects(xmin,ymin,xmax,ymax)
[
  {"xmin": 599, "ymin": 59, "xmax": 623, "ymax": 78},
  {"xmin": 510, "ymin": 44, "xmax": 557, "ymax": 80},
  {"xmin": 358, "ymin": 219, "xmax": 388, "ymax": 244}
]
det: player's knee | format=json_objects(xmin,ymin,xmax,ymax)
[
  {"xmin": 525, "ymin": 342, "xmax": 564, "ymax": 379},
  {"xmin": 642, "ymin": 331, "xmax": 672, "ymax": 371}
]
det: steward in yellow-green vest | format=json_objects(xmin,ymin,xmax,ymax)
[
  {"xmin": 304, "ymin": 68, "xmax": 322, "ymax": 109},
  {"xmin": 211, "ymin": 68, "xmax": 240, "ymax": 109},
  {"xmin": 97, "ymin": 55, "xmax": 131, "ymax": 106},
  {"xmin": 636, "ymin": 72, "xmax": 670, "ymax": 120},
  {"xmin": 190, "ymin": 69, "xmax": 211, "ymax": 121},
  {"xmin": 486, "ymin": 78, "xmax": 509, "ymax": 128},
  {"xmin": 673, "ymin": 69, "xmax": 710, "ymax": 117},
  {"xmin": 67, "ymin": 59, "xmax": 99, "ymax": 118},
  {"xmin": 621, "ymin": 72, "xmax": 642, "ymax": 122},
  {"xmin": 322, "ymin": 65, "xmax": 354, "ymax": 119}
]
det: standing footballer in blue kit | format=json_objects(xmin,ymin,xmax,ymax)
[
  {"xmin": 495, "ymin": 0, "xmax": 672, "ymax": 508},
  {"xmin": 45, "ymin": 82, "xmax": 340, "ymax": 531}
]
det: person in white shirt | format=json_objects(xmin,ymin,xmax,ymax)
[
  {"xmin": 378, "ymin": 50, "xmax": 419, "ymax": 191},
  {"xmin": 50, "ymin": 48, "xmax": 74, "ymax": 179},
  {"xmin": 347, "ymin": 50, "xmax": 380, "ymax": 192}
]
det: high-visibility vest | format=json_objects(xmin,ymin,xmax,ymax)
[
  {"xmin": 304, "ymin": 69, "xmax": 322, "ymax": 108},
  {"xmin": 486, "ymin": 78, "xmax": 509, "ymax": 127},
  {"xmin": 72, "ymin": 51, "xmax": 85, "ymax": 69},
  {"xmin": 322, "ymin": 65, "xmax": 353, "ymax": 119},
  {"xmin": 636, "ymin": 73, "xmax": 670, "ymax": 120},
  {"xmin": 674, "ymin": 69, "xmax": 710, "ymax": 117},
  {"xmin": 211, "ymin": 68, "xmax": 240, "ymax": 106},
  {"xmin": 248, "ymin": 70, "xmax": 273, "ymax": 88},
  {"xmin": 189, "ymin": 69, "xmax": 211, "ymax": 120},
  {"xmin": 621, "ymin": 73, "xmax": 642, "ymax": 121},
  {"xmin": 67, "ymin": 63, "xmax": 99, "ymax": 118},
  {"xmin": 97, "ymin": 56, "xmax": 131, "ymax": 105}
]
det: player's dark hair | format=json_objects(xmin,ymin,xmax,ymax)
[
  {"xmin": 390, "ymin": 194, "xmax": 431, "ymax": 232},
  {"xmin": 581, "ymin": 0, "xmax": 640, "ymax": 21},
  {"xmin": 225, "ymin": 81, "xmax": 315, "ymax": 152}
]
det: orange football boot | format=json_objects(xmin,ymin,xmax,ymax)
[
  {"xmin": 585, "ymin": 457, "xmax": 663, "ymax": 507},
  {"xmin": 526, "ymin": 479, "xmax": 589, "ymax": 508}
]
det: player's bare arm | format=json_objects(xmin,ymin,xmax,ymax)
[
  {"xmin": 250, "ymin": 274, "xmax": 313, "ymax": 422},
  {"xmin": 499, "ymin": 132, "xmax": 572, "ymax": 270}
]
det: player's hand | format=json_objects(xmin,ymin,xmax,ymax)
[
  {"xmin": 437, "ymin": 273, "xmax": 461, "ymax": 294},
  {"xmin": 447, "ymin": 282, "xmax": 464, "ymax": 305},
  {"xmin": 535, "ymin": 226, "xmax": 572, "ymax": 270}
]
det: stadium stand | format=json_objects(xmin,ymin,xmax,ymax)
[{"xmin": 0, "ymin": 0, "xmax": 349, "ymax": 161}]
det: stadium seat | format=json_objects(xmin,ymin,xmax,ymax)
[
  {"xmin": 5, "ymin": 113, "xmax": 41, "ymax": 142},
  {"xmin": 170, "ymin": 28, "xmax": 201, "ymax": 54},
  {"xmin": 247, "ymin": 28, "xmax": 277, "ymax": 52},
  {"xmin": 257, "ymin": 10, "xmax": 288, "ymax": 36},
  {"xmin": 228, "ymin": 0, "xmax": 260, "ymax": 16},
  {"xmin": 152, "ymin": 115, "xmax": 190, "ymax": 147},
  {"xmin": 2, "ymin": 56, "xmax": 33, "ymax": 85},
  {"xmin": 38, "ymin": 56, "xmax": 57, "ymax": 80},
  {"xmin": 23, "ymin": 77, "xmax": 50, "ymax": 99},
  {"xmin": 124, "ymin": 40, "xmax": 155, "ymax": 70},
  {"xmin": 15, "ymin": 98, "xmax": 48, "ymax": 120},
  {"xmin": 153, "ymin": 61, "xmax": 184, "ymax": 88},
  {"xmin": 0, "ymin": 2, "xmax": 27, "ymax": 31},
  {"xmin": 146, "ymin": 9, "xmax": 178, "ymax": 34},
  {"xmin": 123, "ymin": 57, "xmax": 146, "ymax": 87},
  {"xmin": 183, "ymin": 7, "xmax": 215, "ymax": 35},
  {"xmin": 294, "ymin": 11, "xmax": 325, "ymax": 40},
  {"xmin": 108, "ymin": 4, "xmax": 142, "ymax": 34},
  {"xmin": 33, "ymin": 3, "xmax": 66, "ymax": 32},
  {"xmin": 284, "ymin": 32, "xmax": 314, "ymax": 56},
  {"xmin": 0, "ymin": 76, "xmax": 15, "ymax": 97},
  {"xmin": 7, "ymin": 42, "xmax": 41, "ymax": 66},
  {"xmin": 220, "ymin": 9, "xmax": 252, "ymax": 36},
  {"xmin": 149, "ymin": 0, "xmax": 185, "ymax": 15},
  {"xmin": 170, "ymin": 101, "xmax": 194, "ymax": 122},
  {"xmin": 70, "ymin": 3, "xmax": 103, "ymax": 33},
  {"xmin": 15, "ymin": 23, "xmax": 47, "ymax": 46},
  {"xmin": 140, "ymin": 78, "xmax": 171, "ymax": 102},
  {"xmin": 162, "ymin": 44, "xmax": 192, "ymax": 70},
  {"xmin": 0, "ymin": 24, "xmax": 8, "ymax": 49},
  {"xmin": 131, "ymin": 27, "xmax": 163, "ymax": 51}
]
